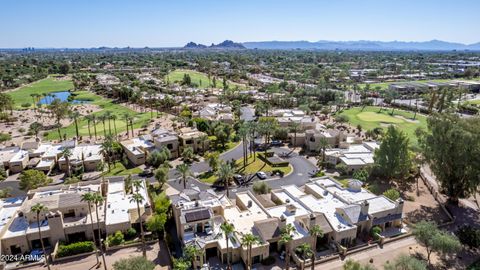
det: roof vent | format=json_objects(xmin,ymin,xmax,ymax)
[{"xmin": 247, "ymin": 200, "xmax": 253, "ymax": 208}]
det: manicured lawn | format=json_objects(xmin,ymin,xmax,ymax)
[
  {"xmin": 465, "ymin": 99, "xmax": 480, "ymax": 105},
  {"xmin": 166, "ymin": 69, "xmax": 246, "ymax": 89},
  {"xmin": 198, "ymin": 171, "xmax": 218, "ymax": 184},
  {"xmin": 102, "ymin": 162, "xmax": 142, "ymax": 177},
  {"xmin": 8, "ymin": 76, "xmax": 74, "ymax": 107},
  {"xmin": 46, "ymin": 91, "xmax": 152, "ymax": 140},
  {"xmin": 356, "ymin": 111, "xmax": 404, "ymax": 123},
  {"xmin": 338, "ymin": 106, "xmax": 427, "ymax": 146},
  {"xmin": 236, "ymin": 153, "xmax": 292, "ymax": 175}
]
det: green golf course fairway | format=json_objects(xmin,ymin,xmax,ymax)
[
  {"xmin": 356, "ymin": 111, "xmax": 404, "ymax": 123},
  {"xmin": 166, "ymin": 69, "xmax": 246, "ymax": 89},
  {"xmin": 338, "ymin": 106, "xmax": 427, "ymax": 146},
  {"xmin": 45, "ymin": 91, "xmax": 151, "ymax": 140},
  {"xmin": 8, "ymin": 76, "xmax": 74, "ymax": 107}
]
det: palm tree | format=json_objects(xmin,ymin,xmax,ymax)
[
  {"xmin": 238, "ymin": 124, "xmax": 249, "ymax": 167},
  {"xmin": 241, "ymin": 233, "xmax": 261, "ymax": 270},
  {"xmin": 247, "ymin": 122, "xmax": 257, "ymax": 161},
  {"xmin": 61, "ymin": 147, "xmax": 72, "ymax": 177},
  {"xmin": 70, "ymin": 111, "xmax": 81, "ymax": 139},
  {"xmin": 198, "ymin": 135, "xmax": 209, "ymax": 154},
  {"xmin": 176, "ymin": 163, "xmax": 192, "ymax": 189},
  {"xmin": 289, "ymin": 122, "xmax": 300, "ymax": 149},
  {"xmin": 280, "ymin": 224, "xmax": 296, "ymax": 270},
  {"xmin": 123, "ymin": 113, "xmax": 130, "ymax": 138},
  {"xmin": 100, "ymin": 137, "xmax": 114, "ymax": 171},
  {"xmin": 128, "ymin": 116, "xmax": 135, "ymax": 137},
  {"xmin": 92, "ymin": 193, "xmax": 107, "ymax": 270},
  {"xmin": 111, "ymin": 114, "xmax": 118, "ymax": 137},
  {"xmin": 99, "ymin": 114, "xmax": 107, "ymax": 138},
  {"xmin": 316, "ymin": 137, "xmax": 330, "ymax": 170},
  {"xmin": 220, "ymin": 222, "xmax": 235, "ymax": 270},
  {"xmin": 104, "ymin": 111, "xmax": 112, "ymax": 135},
  {"xmin": 130, "ymin": 191, "xmax": 147, "ymax": 258},
  {"xmin": 308, "ymin": 225, "xmax": 323, "ymax": 270},
  {"xmin": 31, "ymin": 203, "xmax": 51, "ymax": 270},
  {"xmin": 85, "ymin": 115, "xmax": 93, "ymax": 139},
  {"xmin": 181, "ymin": 147, "xmax": 195, "ymax": 164},
  {"xmin": 216, "ymin": 162, "xmax": 235, "ymax": 197},
  {"xmin": 184, "ymin": 243, "xmax": 204, "ymax": 269},
  {"xmin": 296, "ymin": 243, "xmax": 313, "ymax": 270},
  {"xmin": 92, "ymin": 114, "xmax": 98, "ymax": 140},
  {"xmin": 81, "ymin": 193, "xmax": 99, "ymax": 265}
]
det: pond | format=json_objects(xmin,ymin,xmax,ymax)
[{"xmin": 38, "ymin": 91, "xmax": 89, "ymax": 105}]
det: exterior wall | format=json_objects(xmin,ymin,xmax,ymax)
[
  {"xmin": 154, "ymin": 139, "xmax": 179, "ymax": 158},
  {"xmin": 1, "ymin": 236, "xmax": 30, "ymax": 255},
  {"xmin": 9, "ymin": 157, "xmax": 28, "ymax": 174},
  {"xmin": 124, "ymin": 149, "xmax": 146, "ymax": 166}
]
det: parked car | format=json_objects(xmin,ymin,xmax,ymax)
[
  {"xmin": 270, "ymin": 140, "xmax": 283, "ymax": 147},
  {"xmin": 256, "ymin": 171, "xmax": 267, "ymax": 179},
  {"xmin": 139, "ymin": 169, "xmax": 154, "ymax": 177},
  {"xmin": 234, "ymin": 174, "xmax": 243, "ymax": 183}
]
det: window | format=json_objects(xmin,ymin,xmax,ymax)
[
  {"xmin": 186, "ymin": 139, "xmax": 193, "ymax": 145},
  {"xmin": 167, "ymin": 144, "xmax": 173, "ymax": 150}
]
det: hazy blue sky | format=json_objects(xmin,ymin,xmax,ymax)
[{"xmin": 1, "ymin": 0, "xmax": 478, "ymax": 48}]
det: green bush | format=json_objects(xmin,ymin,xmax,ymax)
[
  {"xmin": 253, "ymin": 182, "xmax": 271, "ymax": 195},
  {"xmin": 370, "ymin": 226, "xmax": 382, "ymax": 240},
  {"xmin": 56, "ymin": 241, "xmax": 95, "ymax": 258},
  {"xmin": 335, "ymin": 164, "xmax": 349, "ymax": 175},
  {"xmin": 107, "ymin": 231, "xmax": 125, "ymax": 246},
  {"xmin": 383, "ymin": 188, "xmax": 400, "ymax": 201},
  {"xmin": 0, "ymin": 133, "xmax": 11, "ymax": 143},
  {"xmin": 125, "ymin": 227, "xmax": 137, "ymax": 239}
]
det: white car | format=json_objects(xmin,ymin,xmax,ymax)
[{"xmin": 256, "ymin": 171, "xmax": 267, "ymax": 179}]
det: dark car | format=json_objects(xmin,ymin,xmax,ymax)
[
  {"xmin": 233, "ymin": 174, "xmax": 243, "ymax": 183},
  {"xmin": 270, "ymin": 140, "xmax": 283, "ymax": 147},
  {"xmin": 139, "ymin": 169, "xmax": 154, "ymax": 177}
]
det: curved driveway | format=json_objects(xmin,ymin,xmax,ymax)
[{"xmin": 165, "ymin": 143, "xmax": 318, "ymax": 196}]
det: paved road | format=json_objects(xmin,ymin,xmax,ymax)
[{"xmin": 165, "ymin": 143, "xmax": 317, "ymax": 197}]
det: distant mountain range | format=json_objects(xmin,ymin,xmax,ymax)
[
  {"xmin": 184, "ymin": 40, "xmax": 246, "ymax": 49},
  {"xmin": 242, "ymin": 40, "xmax": 480, "ymax": 51}
]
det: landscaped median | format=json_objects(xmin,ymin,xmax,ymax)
[{"xmin": 198, "ymin": 152, "xmax": 293, "ymax": 184}]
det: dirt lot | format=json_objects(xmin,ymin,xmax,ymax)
[{"xmin": 403, "ymin": 178, "xmax": 451, "ymax": 225}]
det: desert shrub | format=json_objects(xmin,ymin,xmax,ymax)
[
  {"xmin": 0, "ymin": 133, "xmax": 11, "ymax": 143},
  {"xmin": 56, "ymin": 241, "xmax": 95, "ymax": 258},
  {"xmin": 253, "ymin": 182, "xmax": 271, "ymax": 195},
  {"xmin": 113, "ymin": 256, "xmax": 155, "ymax": 270}
]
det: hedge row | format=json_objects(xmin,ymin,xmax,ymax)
[{"xmin": 57, "ymin": 241, "xmax": 95, "ymax": 258}]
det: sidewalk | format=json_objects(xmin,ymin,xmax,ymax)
[{"xmin": 22, "ymin": 242, "xmax": 170, "ymax": 270}]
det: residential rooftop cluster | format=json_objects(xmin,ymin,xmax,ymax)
[
  {"xmin": 169, "ymin": 176, "xmax": 404, "ymax": 268},
  {"xmin": 0, "ymin": 178, "xmax": 151, "ymax": 256}
]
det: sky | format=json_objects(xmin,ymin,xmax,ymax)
[{"xmin": 1, "ymin": 0, "xmax": 479, "ymax": 48}]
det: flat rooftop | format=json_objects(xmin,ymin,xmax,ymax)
[{"xmin": 106, "ymin": 179, "xmax": 149, "ymax": 225}]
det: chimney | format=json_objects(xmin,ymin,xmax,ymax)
[
  {"xmin": 279, "ymin": 215, "xmax": 287, "ymax": 231},
  {"xmin": 309, "ymin": 213, "xmax": 316, "ymax": 229},
  {"xmin": 360, "ymin": 200, "xmax": 370, "ymax": 216}
]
